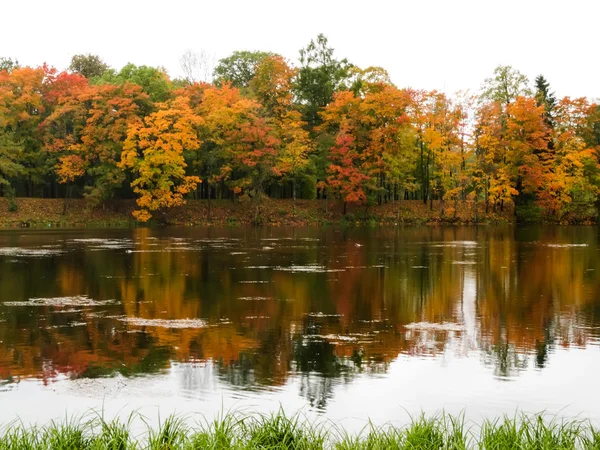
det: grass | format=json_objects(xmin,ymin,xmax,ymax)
[{"xmin": 0, "ymin": 411, "xmax": 599, "ymax": 449}]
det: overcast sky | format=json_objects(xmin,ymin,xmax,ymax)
[{"xmin": 3, "ymin": 0, "xmax": 599, "ymax": 99}]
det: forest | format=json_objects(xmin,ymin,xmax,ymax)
[{"xmin": 1, "ymin": 34, "xmax": 599, "ymax": 223}]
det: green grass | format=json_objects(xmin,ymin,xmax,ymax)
[{"xmin": 0, "ymin": 411, "xmax": 599, "ymax": 449}]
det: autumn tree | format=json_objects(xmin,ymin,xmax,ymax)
[
  {"xmin": 505, "ymin": 96, "xmax": 551, "ymax": 203},
  {"xmin": 326, "ymin": 126, "xmax": 368, "ymax": 214},
  {"xmin": 250, "ymin": 55, "xmax": 313, "ymax": 205},
  {"xmin": 0, "ymin": 65, "xmax": 51, "ymax": 196},
  {"xmin": 320, "ymin": 85, "xmax": 416, "ymax": 212},
  {"xmin": 44, "ymin": 81, "xmax": 150, "ymax": 206},
  {"xmin": 421, "ymin": 91, "xmax": 464, "ymax": 214},
  {"xmin": 541, "ymin": 97, "xmax": 600, "ymax": 219},
  {"xmin": 121, "ymin": 96, "xmax": 201, "ymax": 222}
]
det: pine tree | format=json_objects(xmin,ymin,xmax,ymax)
[{"xmin": 534, "ymin": 75, "xmax": 557, "ymax": 129}]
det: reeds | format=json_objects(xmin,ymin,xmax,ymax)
[{"xmin": 0, "ymin": 410, "xmax": 598, "ymax": 449}]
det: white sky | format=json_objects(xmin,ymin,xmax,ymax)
[{"xmin": 2, "ymin": 0, "xmax": 599, "ymax": 99}]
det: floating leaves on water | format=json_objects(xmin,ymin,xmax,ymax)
[
  {"xmin": 70, "ymin": 238, "xmax": 133, "ymax": 250},
  {"xmin": 421, "ymin": 240, "xmax": 479, "ymax": 248},
  {"xmin": 303, "ymin": 334, "xmax": 366, "ymax": 342},
  {"xmin": 119, "ymin": 317, "xmax": 207, "ymax": 329},
  {"xmin": 404, "ymin": 322, "xmax": 466, "ymax": 332},
  {"xmin": 545, "ymin": 243, "xmax": 588, "ymax": 248},
  {"xmin": 3, "ymin": 295, "xmax": 116, "ymax": 307},
  {"xmin": 305, "ymin": 312, "xmax": 342, "ymax": 318},
  {"xmin": 274, "ymin": 265, "xmax": 345, "ymax": 273},
  {"xmin": 0, "ymin": 247, "xmax": 64, "ymax": 257}
]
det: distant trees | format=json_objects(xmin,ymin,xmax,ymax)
[{"xmin": 0, "ymin": 42, "xmax": 599, "ymax": 223}]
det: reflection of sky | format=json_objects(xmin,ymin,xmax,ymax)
[{"xmin": 2, "ymin": 345, "xmax": 599, "ymax": 432}]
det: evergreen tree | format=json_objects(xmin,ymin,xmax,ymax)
[{"xmin": 534, "ymin": 75, "xmax": 557, "ymax": 128}]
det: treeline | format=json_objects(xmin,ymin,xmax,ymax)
[{"xmin": 1, "ymin": 35, "xmax": 599, "ymax": 223}]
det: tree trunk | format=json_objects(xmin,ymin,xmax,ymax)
[
  {"xmin": 292, "ymin": 178, "xmax": 296, "ymax": 211},
  {"xmin": 62, "ymin": 184, "xmax": 70, "ymax": 215},
  {"xmin": 207, "ymin": 185, "xmax": 212, "ymax": 222}
]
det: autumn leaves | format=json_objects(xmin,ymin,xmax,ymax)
[{"xmin": 1, "ymin": 45, "xmax": 599, "ymax": 223}]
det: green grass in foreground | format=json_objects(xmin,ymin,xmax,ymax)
[{"xmin": 1, "ymin": 410, "xmax": 599, "ymax": 449}]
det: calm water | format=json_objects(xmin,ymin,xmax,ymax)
[{"xmin": 0, "ymin": 226, "xmax": 599, "ymax": 428}]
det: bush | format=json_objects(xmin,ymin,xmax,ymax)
[{"xmin": 515, "ymin": 204, "xmax": 542, "ymax": 224}]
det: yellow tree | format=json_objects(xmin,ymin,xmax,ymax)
[
  {"xmin": 421, "ymin": 91, "xmax": 463, "ymax": 214},
  {"xmin": 121, "ymin": 96, "xmax": 201, "ymax": 222},
  {"xmin": 250, "ymin": 55, "xmax": 313, "ymax": 205},
  {"xmin": 540, "ymin": 97, "xmax": 600, "ymax": 220}
]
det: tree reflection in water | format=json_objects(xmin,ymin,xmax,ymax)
[{"xmin": 0, "ymin": 226, "xmax": 598, "ymax": 408}]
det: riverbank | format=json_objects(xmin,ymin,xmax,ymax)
[
  {"xmin": 0, "ymin": 411, "xmax": 597, "ymax": 449},
  {"xmin": 0, "ymin": 198, "xmax": 520, "ymax": 228}
]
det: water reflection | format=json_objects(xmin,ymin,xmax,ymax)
[{"xmin": 0, "ymin": 226, "xmax": 599, "ymax": 409}]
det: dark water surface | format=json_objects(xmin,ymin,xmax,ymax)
[{"xmin": 0, "ymin": 226, "xmax": 599, "ymax": 427}]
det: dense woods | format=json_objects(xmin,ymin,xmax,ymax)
[{"xmin": 1, "ymin": 36, "xmax": 599, "ymax": 223}]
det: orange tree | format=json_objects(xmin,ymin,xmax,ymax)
[{"xmin": 121, "ymin": 95, "xmax": 201, "ymax": 222}]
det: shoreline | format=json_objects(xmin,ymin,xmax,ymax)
[{"xmin": 1, "ymin": 198, "xmax": 590, "ymax": 229}]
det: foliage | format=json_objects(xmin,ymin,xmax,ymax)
[
  {"xmin": 69, "ymin": 54, "xmax": 109, "ymax": 79},
  {"xmin": 213, "ymin": 50, "xmax": 274, "ymax": 89},
  {"xmin": 121, "ymin": 96, "xmax": 201, "ymax": 222},
  {"xmin": 0, "ymin": 49, "xmax": 598, "ymax": 223},
  {"xmin": 481, "ymin": 65, "xmax": 531, "ymax": 105},
  {"xmin": 296, "ymin": 34, "xmax": 353, "ymax": 129}
]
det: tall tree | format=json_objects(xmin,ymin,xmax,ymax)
[
  {"xmin": 535, "ymin": 75, "xmax": 557, "ymax": 129},
  {"xmin": 481, "ymin": 65, "xmax": 531, "ymax": 106},
  {"xmin": 296, "ymin": 34, "xmax": 352, "ymax": 130}
]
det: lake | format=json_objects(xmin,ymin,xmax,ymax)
[{"xmin": 0, "ymin": 226, "xmax": 599, "ymax": 429}]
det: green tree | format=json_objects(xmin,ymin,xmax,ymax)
[
  {"xmin": 213, "ymin": 51, "xmax": 273, "ymax": 90},
  {"xmin": 535, "ymin": 75, "xmax": 557, "ymax": 128},
  {"xmin": 0, "ymin": 131, "xmax": 24, "ymax": 196},
  {"xmin": 481, "ymin": 65, "xmax": 531, "ymax": 106},
  {"xmin": 295, "ymin": 34, "xmax": 353, "ymax": 130},
  {"xmin": 0, "ymin": 57, "xmax": 18, "ymax": 73},
  {"xmin": 97, "ymin": 63, "xmax": 172, "ymax": 103},
  {"xmin": 68, "ymin": 54, "xmax": 109, "ymax": 79}
]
